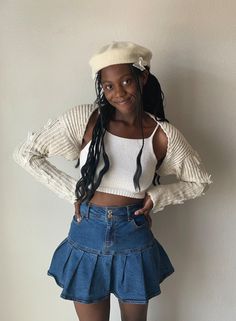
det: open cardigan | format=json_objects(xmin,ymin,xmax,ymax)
[{"xmin": 12, "ymin": 103, "xmax": 213, "ymax": 213}]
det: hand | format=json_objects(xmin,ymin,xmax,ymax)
[
  {"xmin": 134, "ymin": 194, "xmax": 154, "ymax": 228},
  {"xmin": 74, "ymin": 200, "xmax": 82, "ymax": 222}
]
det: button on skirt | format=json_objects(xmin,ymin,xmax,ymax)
[{"xmin": 47, "ymin": 202, "xmax": 175, "ymax": 304}]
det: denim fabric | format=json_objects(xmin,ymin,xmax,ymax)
[{"xmin": 47, "ymin": 202, "xmax": 175, "ymax": 304}]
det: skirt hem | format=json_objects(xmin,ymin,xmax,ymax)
[{"xmin": 47, "ymin": 266, "xmax": 175, "ymax": 304}]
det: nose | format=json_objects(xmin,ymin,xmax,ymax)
[{"xmin": 114, "ymin": 85, "xmax": 126, "ymax": 98}]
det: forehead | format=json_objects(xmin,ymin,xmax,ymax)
[{"xmin": 100, "ymin": 63, "xmax": 133, "ymax": 81}]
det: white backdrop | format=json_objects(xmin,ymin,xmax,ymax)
[{"xmin": 1, "ymin": 1, "xmax": 236, "ymax": 321}]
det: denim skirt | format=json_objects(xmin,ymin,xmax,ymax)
[{"xmin": 47, "ymin": 202, "xmax": 175, "ymax": 304}]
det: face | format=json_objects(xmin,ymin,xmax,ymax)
[{"xmin": 100, "ymin": 63, "xmax": 148, "ymax": 115}]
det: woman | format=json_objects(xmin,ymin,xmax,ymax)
[{"xmin": 13, "ymin": 41, "xmax": 212, "ymax": 321}]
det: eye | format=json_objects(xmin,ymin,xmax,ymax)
[
  {"xmin": 122, "ymin": 78, "xmax": 132, "ymax": 86},
  {"xmin": 103, "ymin": 84, "xmax": 113, "ymax": 91}
]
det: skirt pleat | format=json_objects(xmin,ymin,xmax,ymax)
[{"xmin": 47, "ymin": 236, "xmax": 174, "ymax": 303}]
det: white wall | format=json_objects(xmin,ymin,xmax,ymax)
[{"xmin": 1, "ymin": 1, "xmax": 236, "ymax": 320}]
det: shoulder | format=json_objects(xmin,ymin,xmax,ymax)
[
  {"xmin": 81, "ymin": 106, "xmax": 100, "ymax": 144},
  {"xmin": 152, "ymin": 118, "xmax": 195, "ymax": 165},
  {"xmin": 155, "ymin": 121, "xmax": 194, "ymax": 154},
  {"xmin": 58, "ymin": 103, "xmax": 99, "ymax": 143},
  {"xmin": 158, "ymin": 121, "xmax": 194, "ymax": 157},
  {"xmin": 155, "ymin": 120, "xmax": 198, "ymax": 175},
  {"xmin": 59, "ymin": 103, "xmax": 98, "ymax": 124},
  {"xmin": 152, "ymin": 124, "xmax": 168, "ymax": 161}
]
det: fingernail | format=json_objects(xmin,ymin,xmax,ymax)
[{"xmin": 134, "ymin": 211, "xmax": 138, "ymax": 215}]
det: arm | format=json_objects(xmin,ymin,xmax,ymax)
[
  {"xmin": 12, "ymin": 104, "xmax": 97, "ymax": 204},
  {"xmin": 146, "ymin": 122, "xmax": 213, "ymax": 213}
]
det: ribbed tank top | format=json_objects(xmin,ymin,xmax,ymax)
[{"xmin": 79, "ymin": 121, "xmax": 159, "ymax": 199}]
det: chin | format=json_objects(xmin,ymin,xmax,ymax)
[
  {"xmin": 112, "ymin": 98, "xmax": 137, "ymax": 111},
  {"xmin": 114, "ymin": 104, "xmax": 137, "ymax": 114}
]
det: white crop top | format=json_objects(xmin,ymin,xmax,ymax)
[{"xmin": 79, "ymin": 122, "xmax": 160, "ymax": 198}]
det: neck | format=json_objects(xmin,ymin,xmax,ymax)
[{"xmin": 112, "ymin": 110, "xmax": 145, "ymax": 127}]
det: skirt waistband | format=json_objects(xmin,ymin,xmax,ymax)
[{"xmin": 79, "ymin": 201, "xmax": 143, "ymax": 221}]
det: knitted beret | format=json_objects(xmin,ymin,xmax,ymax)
[{"xmin": 89, "ymin": 41, "xmax": 152, "ymax": 79}]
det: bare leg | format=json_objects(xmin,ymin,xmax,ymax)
[
  {"xmin": 118, "ymin": 300, "xmax": 149, "ymax": 321},
  {"xmin": 73, "ymin": 296, "xmax": 110, "ymax": 321}
]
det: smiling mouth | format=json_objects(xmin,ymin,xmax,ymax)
[{"xmin": 114, "ymin": 97, "xmax": 132, "ymax": 104}]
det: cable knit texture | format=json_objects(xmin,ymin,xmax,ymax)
[{"xmin": 12, "ymin": 103, "xmax": 212, "ymax": 212}]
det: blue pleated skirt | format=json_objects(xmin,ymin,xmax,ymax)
[{"xmin": 47, "ymin": 202, "xmax": 175, "ymax": 304}]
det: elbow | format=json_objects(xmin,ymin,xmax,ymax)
[
  {"xmin": 12, "ymin": 142, "xmax": 33, "ymax": 168},
  {"xmin": 12, "ymin": 144, "xmax": 22, "ymax": 164},
  {"xmin": 191, "ymin": 180, "xmax": 212, "ymax": 198},
  {"xmin": 12, "ymin": 145, "xmax": 26, "ymax": 167},
  {"xmin": 199, "ymin": 173, "xmax": 213, "ymax": 194},
  {"xmin": 12, "ymin": 131, "xmax": 40, "ymax": 167},
  {"xmin": 201, "ymin": 181, "xmax": 212, "ymax": 195}
]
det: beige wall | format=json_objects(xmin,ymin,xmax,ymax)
[{"xmin": 1, "ymin": 1, "xmax": 235, "ymax": 320}]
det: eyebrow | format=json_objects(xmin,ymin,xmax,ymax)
[{"xmin": 101, "ymin": 73, "xmax": 133, "ymax": 84}]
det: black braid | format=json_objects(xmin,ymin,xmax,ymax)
[{"xmin": 74, "ymin": 72, "xmax": 113, "ymax": 204}]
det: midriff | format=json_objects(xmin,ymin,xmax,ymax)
[{"xmin": 89, "ymin": 191, "xmax": 144, "ymax": 207}]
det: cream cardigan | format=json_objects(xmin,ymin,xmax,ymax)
[{"xmin": 12, "ymin": 103, "xmax": 213, "ymax": 213}]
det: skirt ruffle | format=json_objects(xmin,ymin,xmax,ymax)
[{"xmin": 47, "ymin": 236, "xmax": 174, "ymax": 304}]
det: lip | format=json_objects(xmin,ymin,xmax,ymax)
[{"xmin": 114, "ymin": 97, "xmax": 132, "ymax": 105}]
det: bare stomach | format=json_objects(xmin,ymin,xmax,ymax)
[{"xmin": 89, "ymin": 191, "xmax": 144, "ymax": 207}]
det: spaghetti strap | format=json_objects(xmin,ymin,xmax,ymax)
[
  {"xmin": 144, "ymin": 111, "xmax": 160, "ymax": 140},
  {"xmin": 149, "ymin": 122, "xmax": 160, "ymax": 139}
]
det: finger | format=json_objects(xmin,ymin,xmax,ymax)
[
  {"xmin": 74, "ymin": 203, "xmax": 81, "ymax": 221},
  {"xmin": 134, "ymin": 207, "xmax": 144, "ymax": 215},
  {"xmin": 76, "ymin": 215, "xmax": 82, "ymax": 222},
  {"xmin": 134, "ymin": 208, "xmax": 150, "ymax": 216},
  {"xmin": 134, "ymin": 198, "xmax": 153, "ymax": 215},
  {"xmin": 75, "ymin": 212, "xmax": 82, "ymax": 222},
  {"xmin": 74, "ymin": 201, "xmax": 81, "ymax": 210}
]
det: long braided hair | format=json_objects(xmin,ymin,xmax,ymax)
[{"xmin": 75, "ymin": 65, "xmax": 169, "ymax": 204}]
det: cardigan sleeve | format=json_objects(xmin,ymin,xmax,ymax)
[
  {"xmin": 146, "ymin": 122, "xmax": 213, "ymax": 213},
  {"xmin": 12, "ymin": 109, "xmax": 82, "ymax": 204}
]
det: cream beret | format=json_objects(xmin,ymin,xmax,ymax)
[{"xmin": 89, "ymin": 41, "xmax": 152, "ymax": 79}]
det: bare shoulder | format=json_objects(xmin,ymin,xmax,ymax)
[
  {"xmin": 81, "ymin": 109, "xmax": 99, "ymax": 147},
  {"xmin": 153, "ymin": 124, "xmax": 168, "ymax": 161},
  {"xmin": 88, "ymin": 108, "xmax": 99, "ymax": 127}
]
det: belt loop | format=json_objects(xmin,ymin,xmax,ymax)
[
  {"xmin": 86, "ymin": 202, "xmax": 90, "ymax": 219},
  {"xmin": 127, "ymin": 205, "xmax": 132, "ymax": 221}
]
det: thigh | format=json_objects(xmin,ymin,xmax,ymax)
[
  {"xmin": 73, "ymin": 296, "xmax": 110, "ymax": 321},
  {"xmin": 118, "ymin": 300, "xmax": 149, "ymax": 321}
]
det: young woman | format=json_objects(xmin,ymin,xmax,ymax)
[{"xmin": 13, "ymin": 41, "xmax": 212, "ymax": 321}]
